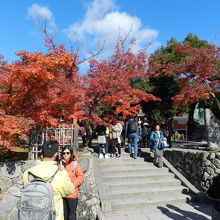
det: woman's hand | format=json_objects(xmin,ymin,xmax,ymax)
[{"xmin": 59, "ymin": 161, "xmax": 65, "ymax": 171}]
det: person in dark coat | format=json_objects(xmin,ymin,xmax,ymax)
[{"xmin": 141, "ymin": 117, "xmax": 151, "ymax": 148}]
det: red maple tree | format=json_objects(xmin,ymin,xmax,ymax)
[
  {"xmin": 148, "ymin": 44, "xmax": 220, "ymax": 109},
  {"xmin": 169, "ymin": 45, "xmax": 220, "ymax": 107},
  {"xmin": 0, "ymin": 43, "xmax": 84, "ymax": 150},
  {"xmin": 83, "ymin": 41, "xmax": 159, "ymax": 125}
]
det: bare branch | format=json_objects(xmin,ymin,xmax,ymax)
[{"xmin": 76, "ymin": 40, "xmax": 105, "ymax": 65}]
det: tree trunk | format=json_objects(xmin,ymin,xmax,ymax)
[{"xmin": 83, "ymin": 123, "xmax": 93, "ymax": 148}]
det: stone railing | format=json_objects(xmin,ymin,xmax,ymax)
[
  {"xmin": 164, "ymin": 148, "xmax": 220, "ymax": 191},
  {"xmin": 0, "ymin": 154, "xmax": 101, "ymax": 220}
]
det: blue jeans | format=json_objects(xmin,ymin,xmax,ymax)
[
  {"xmin": 128, "ymin": 133, "xmax": 138, "ymax": 157},
  {"xmin": 98, "ymin": 140, "xmax": 109, "ymax": 154}
]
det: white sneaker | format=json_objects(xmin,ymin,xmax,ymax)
[
  {"xmin": 110, "ymin": 154, "xmax": 116, "ymax": 159},
  {"xmin": 99, "ymin": 153, "xmax": 104, "ymax": 159},
  {"xmin": 104, "ymin": 154, "xmax": 110, "ymax": 159}
]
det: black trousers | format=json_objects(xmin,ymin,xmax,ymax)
[
  {"xmin": 109, "ymin": 139, "xmax": 121, "ymax": 155},
  {"xmin": 63, "ymin": 198, "xmax": 78, "ymax": 220},
  {"xmin": 142, "ymin": 135, "xmax": 150, "ymax": 148}
]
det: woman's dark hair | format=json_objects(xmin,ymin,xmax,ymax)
[
  {"xmin": 61, "ymin": 145, "xmax": 75, "ymax": 164},
  {"xmin": 154, "ymin": 124, "xmax": 160, "ymax": 130}
]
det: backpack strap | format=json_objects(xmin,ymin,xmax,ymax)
[
  {"xmin": 47, "ymin": 168, "xmax": 59, "ymax": 183},
  {"xmin": 28, "ymin": 172, "xmax": 37, "ymax": 182},
  {"xmin": 72, "ymin": 161, "xmax": 78, "ymax": 176}
]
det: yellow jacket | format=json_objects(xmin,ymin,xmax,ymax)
[{"xmin": 22, "ymin": 161, "xmax": 74, "ymax": 220}]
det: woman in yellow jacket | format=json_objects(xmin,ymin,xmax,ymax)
[{"xmin": 61, "ymin": 146, "xmax": 84, "ymax": 220}]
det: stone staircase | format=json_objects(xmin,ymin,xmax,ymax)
[{"xmin": 97, "ymin": 149, "xmax": 192, "ymax": 215}]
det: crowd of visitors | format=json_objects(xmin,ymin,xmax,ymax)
[{"xmin": 89, "ymin": 115, "xmax": 172, "ymax": 166}]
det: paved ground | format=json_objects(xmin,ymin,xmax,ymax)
[{"xmin": 103, "ymin": 202, "xmax": 212, "ymax": 220}]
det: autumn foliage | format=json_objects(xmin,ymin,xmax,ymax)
[
  {"xmin": 83, "ymin": 42, "xmax": 159, "ymax": 125},
  {"xmin": 0, "ymin": 39, "xmax": 160, "ymax": 150},
  {"xmin": 2, "ymin": 33, "xmax": 219, "ymax": 151},
  {"xmin": 149, "ymin": 44, "xmax": 220, "ymax": 108},
  {"xmin": 0, "ymin": 44, "xmax": 84, "ymax": 150}
]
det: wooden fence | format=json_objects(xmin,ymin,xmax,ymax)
[{"xmin": 28, "ymin": 124, "xmax": 78, "ymax": 160}]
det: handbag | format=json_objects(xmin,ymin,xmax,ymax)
[
  {"xmin": 117, "ymin": 136, "xmax": 121, "ymax": 144},
  {"xmin": 98, "ymin": 135, "xmax": 106, "ymax": 144},
  {"xmin": 158, "ymin": 139, "xmax": 168, "ymax": 149}
]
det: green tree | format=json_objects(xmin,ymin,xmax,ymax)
[{"xmin": 133, "ymin": 33, "xmax": 211, "ymax": 124}]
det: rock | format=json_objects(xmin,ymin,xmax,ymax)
[
  {"xmin": 82, "ymin": 147, "xmax": 92, "ymax": 153},
  {"xmin": 87, "ymin": 148, "xmax": 94, "ymax": 153},
  {"xmin": 206, "ymin": 167, "xmax": 215, "ymax": 175},
  {"xmin": 1, "ymin": 162, "xmax": 21, "ymax": 179},
  {"xmin": 0, "ymin": 193, "xmax": 18, "ymax": 213},
  {"xmin": 7, "ymin": 186, "xmax": 21, "ymax": 197},
  {"xmin": 79, "ymin": 158, "xmax": 90, "ymax": 174},
  {"xmin": 85, "ymin": 198, "xmax": 98, "ymax": 207},
  {"xmin": 213, "ymin": 158, "xmax": 220, "ymax": 168},
  {"xmin": 199, "ymin": 152, "xmax": 208, "ymax": 160},
  {"xmin": 0, "ymin": 176, "xmax": 12, "ymax": 192},
  {"xmin": 200, "ymin": 182, "xmax": 205, "ymax": 190},
  {"xmin": 208, "ymin": 153, "xmax": 216, "ymax": 160},
  {"xmin": 191, "ymin": 172, "xmax": 197, "ymax": 179},
  {"xmin": 12, "ymin": 176, "xmax": 21, "ymax": 185},
  {"xmin": 208, "ymin": 174, "xmax": 215, "ymax": 180},
  {"xmin": 204, "ymin": 160, "xmax": 211, "ymax": 166},
  {"xmin": 215, "ymin": 152, "xmax": 220, "ymax": 160},
  {"xmin": 21, "ymin": 160, "xmax": 36, "ymax": 173},
  {"xmin": 205, "ymin": 182, "xmax": 210, "ymax": 188},
  {"xmin": 203, "ymin": 172, "xmax": 209, "ymax": 181},
  {"xmin": 210, "ymin": 163, "xmax": 217, "ymax": 170},
  {"xmin": 198, "ymin": 167, "xmax": 204, "ymax": 176}
]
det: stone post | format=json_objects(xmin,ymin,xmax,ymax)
[
  {"xmin": 204, "ymin": 109, "xmax": 220, "ymax": 149},
  {"xmin": 73, "ymin": 124, "xmax": 79, "ymax": 154}
]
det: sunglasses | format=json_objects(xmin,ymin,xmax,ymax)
[{"xmin": 63, "ymin": 152, "xmax": 70, "ymax": 155}]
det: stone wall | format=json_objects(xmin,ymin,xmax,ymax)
[
  {"xmin": 0, "ymin": 157, "xmax": 100, "ymax": 220},
  {"xmin": 164, "ymin": 148, "xmax": 220, "ymax": 191}
]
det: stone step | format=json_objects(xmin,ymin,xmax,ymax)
[
  {"xmin": 100, "ymin": 162, "xmax": 158, "ymax": 170},
  {"xmin": 98, "ymin": 158, "xmax": 153, "ymax": 167},
  {"xmin": 102, "ymin": 171, "xmax": 175, "ymax": 179},
  {"xmin": 110, "ymin": 194, "xmax": 191, "ymax": 211},
  {"xmin": 100, "ymin": 166, "xmax": 169, "ymax": 175},
  {"xmin": 108, "ymin": 185, "xmax": 189, "ymax": 200},
  {"xmin": 104, "ymin": 178, "xmax": 182, "ymax": 190}
]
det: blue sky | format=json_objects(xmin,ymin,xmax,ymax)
[{"xmin": 1, "ymin": 0, "xmax": 220, "ymax": 71}]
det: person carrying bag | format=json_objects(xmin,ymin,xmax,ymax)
[{"xmin": 150, "ymin": 124, "xmax": 166, "ymax": 168}]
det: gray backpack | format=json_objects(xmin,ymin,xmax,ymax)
[{"xmin": 18, "ymin": 169, "xmax": 58, "ymax": 220}]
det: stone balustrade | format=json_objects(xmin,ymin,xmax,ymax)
[{"xmin": 164, "ymin": 148, "xmax": 220, "ymax": 191}]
